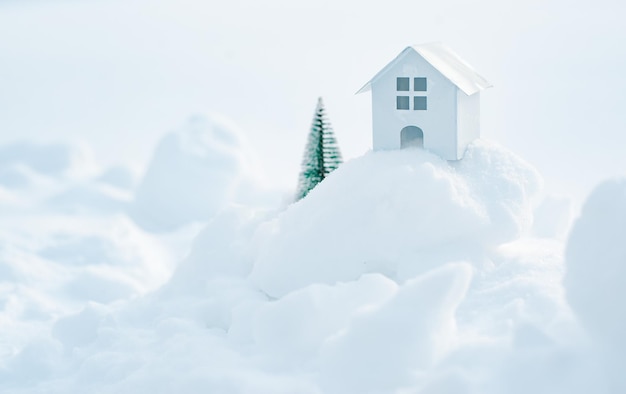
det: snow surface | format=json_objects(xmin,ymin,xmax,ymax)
[
  {"xmin": 565, "ymin": 178, "xmax": 626, "ymax": 393},
  {"xmin": 251, "ymin": 141, "xmax": 541, "ymax": 297},
  {"xmin": 128, "ymin": 115, "xmax": 252, "ymax": 232},
  {"xmin": 0, "ymin": 123, "xmax": 624, "ymax": 393}
]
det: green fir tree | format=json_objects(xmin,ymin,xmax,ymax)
[{"xmin": 295, "ymin": 97, "xmax": 343, "ymax": 201}]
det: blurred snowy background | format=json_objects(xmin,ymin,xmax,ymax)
[{"xmin": 1, "ymin": 0, "xmax": 626, "ymax": 392}]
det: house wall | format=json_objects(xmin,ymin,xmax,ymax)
[
  {"xmin": 371, "ymin": 49, "xmax": 459, "ymax": 160},
  {"xmin": 456, "ymin": 90, "xmax": 480, "ymax": 159}
]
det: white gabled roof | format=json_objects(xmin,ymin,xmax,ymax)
[{"xmin": 356, "ymin": 42, "xmax": 492, "ymax": 96}]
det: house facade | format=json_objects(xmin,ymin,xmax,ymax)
[{"xmin": 357, "ymin": 43, "xmax": 491, "ymax": 160}]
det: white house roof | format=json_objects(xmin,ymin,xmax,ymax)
[{"xmin": 356, "ymin": 42, "xmax": 492, "ymax": 96}]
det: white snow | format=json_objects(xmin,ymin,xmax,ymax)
[
  {"xmin": 251, "ymin": 140, "xmax": 541, "ymax": 297},
  {"xmin": 129, "ymin": 115, "xmax": 263, "ymax": 232},
  {"xmin": 0, "ymin": 125, "xmax": 624, "ymax": 393},
  {"xmin": 564, "ymin": 178, "xmax": 626, "ymax": 392},
  {"xmin": 318, "ymin": 263, "xmax": 472, "ymax": 393}
]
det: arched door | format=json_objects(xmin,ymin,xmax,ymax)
[{"xmin": 400, "ymin": 126, "xmax": 424, "ymax": 149}]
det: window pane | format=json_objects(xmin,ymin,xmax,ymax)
[
  {"xmin": 414, "ymin": 96, "xmax": 427, "ymax": 110},
  {"xmin": 397, "ymin": 96, "xmax": 410, "ymax": 110},
  {"xmin": 414, "ymin": 77, "xmax": 427, "ymax": 91},
  {"xmin": 397, "ymin": 77, "xmax": 410, "ymax": 91}
]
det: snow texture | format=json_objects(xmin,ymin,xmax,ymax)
[
  {"xmin": 565, "ymin": 178, "xmax": 626, "ymax": 392},
  {"xmin": 0, "ymin": 128, "xmax": 625, "ymax": 393},
  {"xmin": 532, "ymin": 195, "xmax": 572, "ymax": 239},
  {"xmin": 251, "ymin": 140, "xmax": 541, "ymax": 297},
  {"xmin": 0, "ymin": 141, "xmax": 95, "ymax": 181},
  {"xmin": 129, "ymin": 115, "xmax": 251, "ymax": 232}
]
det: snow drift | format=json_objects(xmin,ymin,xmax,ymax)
[
  {"xmin": 251, "ymin": 140, "xmax": 541, "ymax": 297},
  {"xmin": 129, "ymin": 115, "xmax": 252, "ymax": 232},
  {"xmin": 565, "ymin": 178, "xmax": 626, "ymax": 392},
  {"xmin": 2, "ymin": 132, "xmax": 626, "ymax": 393}
]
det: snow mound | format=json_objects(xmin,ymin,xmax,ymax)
[
  {"xmin": 251, "ymin": 140, "xmax": 541, "ymax": 297},
  {"xmin": 129, "ymin": 115, "xmax": 250, "ymax": 232},
  {"xmin": 0, "ymin": 135, "xmax": 597, "ymax": 393},
  {"xmin": 565, "ymin": 178, "xmax": 626, "ymax": 391},
  {"xmin": 253, "ymin": 273, "xmax": 398, "ymax": 364},
  {"xmin": 163, "ymin": 206, "xmax": 268, "ymax": 296},
  {"xmin": 318, "ymin": 263, "xmax": 472, "ymax": 393}
]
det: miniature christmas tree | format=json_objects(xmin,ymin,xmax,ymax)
[{"xmin": 295, "ymin": 97, "xmax": 343, "ymax": 201}]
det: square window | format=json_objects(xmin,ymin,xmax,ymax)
[
  {"xmin": 397, "ymin": 77, "xmax": 410, "ymax": 91},
  {"xmin": 414, "ymin": 96, "xmax": 427, "ymax": 110},
  {"xmin": 414, "ymin": 77, "xmax": 427, "ymax": 91},
  {"xmin": 397, "ymin": 96, "xmax": 410, "ymax": 110}
]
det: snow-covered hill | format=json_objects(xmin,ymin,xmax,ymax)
[
  {"xmin": 0, "ymin": 120, "xmax": 624, "ymax": 393},
  {"xmin": 251, "ymin": 141, "xmax": 541, "ymax": 297}
]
